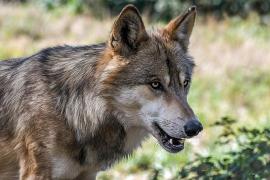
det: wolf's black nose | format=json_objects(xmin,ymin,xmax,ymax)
[{"xmin": 184, "ymin": 120, "xmax": 203, "ymax": 137}]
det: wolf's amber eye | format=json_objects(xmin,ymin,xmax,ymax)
[
  {"xmin": 150, "ymin": 82, "xmax": 163, "ymax": 90},
  {"xmin": 183, "ymin": 80, "xmax": 189, "ymax": 88}
]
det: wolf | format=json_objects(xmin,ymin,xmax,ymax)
[{"xmin": 0, "ymin": 4, "xmax": 203, "ymax": 180}]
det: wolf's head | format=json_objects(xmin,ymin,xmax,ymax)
[{"xmin": 99, "ymin": 5, "xmax": 203, "ymax": 153}]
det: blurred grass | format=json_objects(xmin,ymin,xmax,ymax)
[{"xmin": 0, "ymin": 3, "xmax": 269, "ymax": 180}]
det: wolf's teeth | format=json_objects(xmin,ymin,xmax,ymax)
[
  {"xmin": 179, "ymin": 139, "xmax": 185, "ymax": 143},
  {"xmin": 169, "ymin": 138, "xmax": 173, "ymax": 144}
]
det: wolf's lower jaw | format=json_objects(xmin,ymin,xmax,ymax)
[{"xmin": 153, "ymin": 122, "xmax": 185, "ymax": 153}]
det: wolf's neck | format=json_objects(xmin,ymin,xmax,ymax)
[
  {"xmin": 82, "ymin": 122, "xmax": 149, "ymax": 171},
  {"xmin": 42, "ymin": 43, "xmax": 111, "ymax": 140},
  {"xmin": 42, "ymin": 43, "xmax": 150, "ymax": 170}
]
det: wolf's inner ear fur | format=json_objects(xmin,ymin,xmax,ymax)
[
  {"xmin": 165, "ymin": 6, "xmax": 196, "ymax": 51},
  {"xmin": 109, "ymin": 5, "xmax": 148, "ymax": 55}
]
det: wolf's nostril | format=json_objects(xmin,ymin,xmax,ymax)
[{"xmin": 184, "ymin": 120, "xmax": 203, "ymax": 137}]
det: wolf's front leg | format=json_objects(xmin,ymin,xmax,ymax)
[{"xmin": 18, "ymin": 136, "xmax": 52, "ymax": 180}]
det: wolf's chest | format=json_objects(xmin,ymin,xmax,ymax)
[
  {"xmin": 51, "ymin": 127, "xmax": 148, "ymax": 179},
  {"xmin": 51, "ymin": 154, "xmax": 85, "ymax": 179},
  {"xmin": 50, "ymin": 147, "xmax": 123, "ymax": 179}
]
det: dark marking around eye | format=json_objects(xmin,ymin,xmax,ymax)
[
  {"xmin": 165, "ymin": 58, "xmax": 171, "ymax": 86},
  {"xmin": 183, "ymin": 80, "xmax": 189, "ymax": 88}
]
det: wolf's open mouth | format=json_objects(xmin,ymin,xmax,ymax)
[{"xmin": 153, "ymin": 122, "xmax": 185, "ymax": 153}]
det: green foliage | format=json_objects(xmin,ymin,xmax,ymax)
[
  {"xmin": 39, "ymin": 0, "xmax": 84, "ymax": 13},
  {"xmin": 23, "ymin": 0, "xmax": 270, "ymax": 21},
  {"xmin": 177, "ymin": 117, "xmax": 270, "ymax": 179},
  {"xmin": 87, "ymin": 0, "xmax": 260, "ymax": 21}
]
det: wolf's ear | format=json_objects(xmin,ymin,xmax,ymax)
[
  {"xmin": 165, "ymin": 6, "xmax": 196, "ymax": 51},
  {"xmin": 109, "ymin": 5, "xmax": 148, "ymax": 55}
]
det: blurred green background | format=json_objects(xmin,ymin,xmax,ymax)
[{"xmin": 0, "ymin": 0, "xmax": 269, "ymax": 179}]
